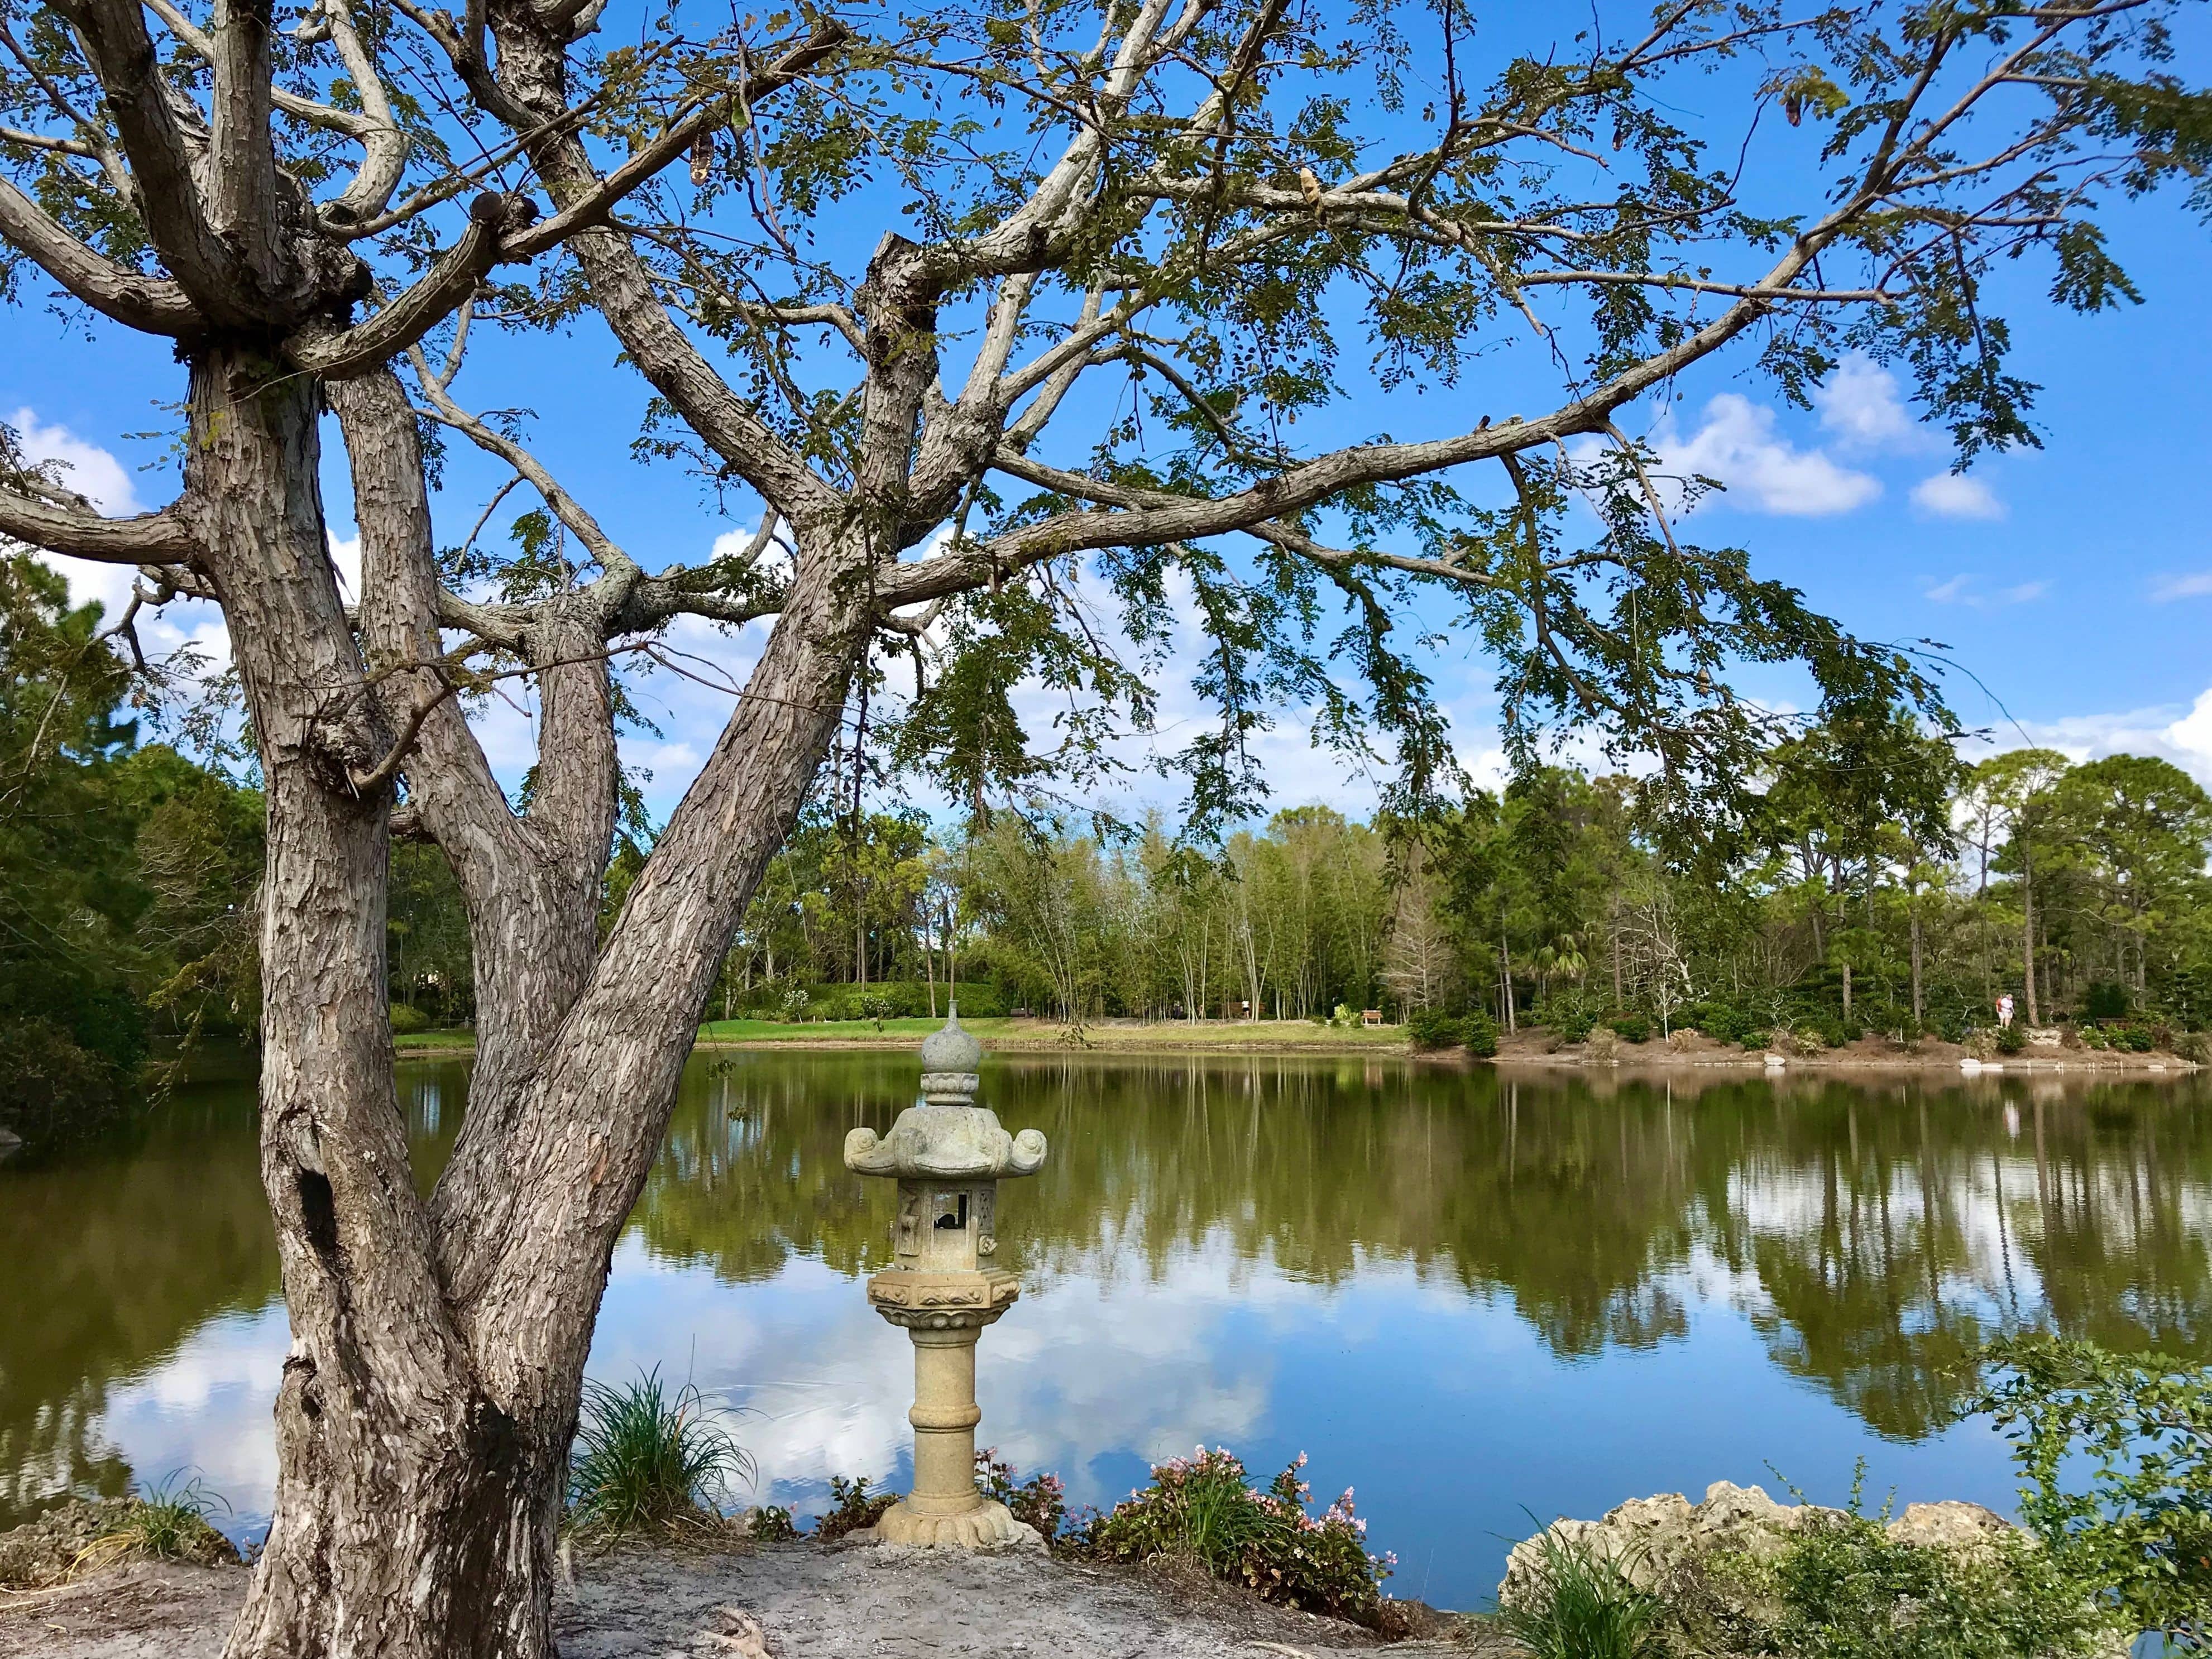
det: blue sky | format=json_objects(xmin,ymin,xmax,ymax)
[{"xmin": 9, "ymin": 14, "xmax": 2212, "ymax": 826}]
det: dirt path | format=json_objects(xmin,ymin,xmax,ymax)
[{"xmin": 0, "ymin": 1544, "xmax": 1478, "ymax": 1659}]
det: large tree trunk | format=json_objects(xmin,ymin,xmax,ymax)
[
  {"xmin": 219, "ymin": 358, "xmax": 863, "ymax": 1658},
  {"xmin": 189, "ymin": 349, "xmax": 554, "ymax": 1659},
  {"xmin": 2022, "ymin": 843, "xmax": 2039, "ymax": 1027}
]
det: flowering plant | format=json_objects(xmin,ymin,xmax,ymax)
[
  {"xmin": 974, "ymin": 1448, "xmax": 1068, "ymax": 1540},
  {"xmin": 1082, "ymin": 1446, "xmax": 1395, "ymax": 1624}
]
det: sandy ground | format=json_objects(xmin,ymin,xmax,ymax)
[{"xmin": 0, "ymin": 1543, "xmax": 1483, "ymax": 1659}]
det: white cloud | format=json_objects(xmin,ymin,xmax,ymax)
[
  {"xmin": 327, "ymin": 531, "xmax": 361, "ymax": 600},
  {"xmin": 1922, "ymin": 573, "xmax": 2046, "ymax": 608},
  {"xmin": 1653, "ymin": 394, "xmax": 1882, "ymax": 516},
  {"xmin": 5, "ymin": 410, "xmax": 150, "ymax": 624},
  {"xmin": 1959, "ymin": 687, "xmax": 2212, "ymax": 787},
  {"xmin": 1910, "ymin": 471, "xmax": 2005, "ymax": 520},
  {"xmin": 8, "ymin": 406, "xmax": 141, "ymax": 514},
  {"xmin": 2151, "ymin": 572, "xmax": 2212, "ymax": 601},
  {"xmin": 1814, "ymin": 355, "xmax": 1923, "ymax": 452}
]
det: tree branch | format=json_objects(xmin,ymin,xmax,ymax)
[
  {"xmin": 0, "ymin": 175, "xmax": 203, "ymax": 334},
  {"xmin": 0, "ymin": 483, "xmax": 198, "ymax": 563}
]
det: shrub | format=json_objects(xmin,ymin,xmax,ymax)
[
  {"xmin": 1550, "ymin": 1008, "xmax": 1597, "ymax": 1043},
  {"xmin": 1406, "ymin": 1009, "xmax": 1466, "ymax": 1050},
  {"xmin": 976, "ymin": 1449, "xmax": 1067, "ymax": 1538},
  {"xmin": 2084, "ymin": 980, "xmax": 2130, "ymax": 1022},
  {"xmin": 1697, "ymin": 1505, "xmax": 2113, "ymax": 1659},
  {"xmin": 1607, "ymin": 1015, "xmax": 1651, "ymax": 1044},
  {"xmin": 1742, "ymin": 1030, "xmax": 1772, "ymax": 1052},
  {"xmin": 777, "ymin": 986, "xmax": 811, "ymax": 1023},
  {"xmin": 1996, "ymin": 1022, "xmax": 2027, "ymax": 1055},
  {"xmin": 2081, "ymin": 1024, "xmax": 2109, "ymax": 1050},
  {"xmin": 568, "ymin": 1369, "xmax": 753, "ymax": 1535},
  {"xmin": 1790, "ymin": 1026, "xmax": 1827, "ymax": 1057},
  {"xmin": 750, "ymin": 1504, "xmax": 799, "ymax": 1541},
  {"xmin": 1463, "ymin": 1011, "xmax": 1500, "ymax": 1059},
  {"xmin": 1495, "ymin": 1524, "xmax": 1667, "ymax": 1659},
  {"xmin": 389, "ymin": 1002, "xmax": 431, "ymax": 1035},
  {"xmin": 2117, "ymin": 1023, "xmax": 2156, "ymax": 1053},
  {"xmin": 1586, "ymin": 1027, "xmax": 1621, "ymax": 1063},
  {"xmin": 2175, "ymin": 1029, "xmax": 2211, "ymax": 1064},
  {"xmin": 1973, "ymin": 1334, "xmax": 2212, "ymax": 1650},
  {"xmin": 1082, "ymin": 1447, "xmax": 1394, "ymax": 1626},
  {"xmin": 814, "ymin": 1474, "xmax": 896, "ymax": 1541}
]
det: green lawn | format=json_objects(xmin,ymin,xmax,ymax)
[{"xmin": 397, "ymin": 1015, "xmax": 1412, "ymax": 1053}]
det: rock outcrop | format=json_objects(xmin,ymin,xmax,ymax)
[{"xmin": 1500, "ymin": 1480, "xmax": 2021, "ymax": 1601}]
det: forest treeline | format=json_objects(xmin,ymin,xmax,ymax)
[{"xmin": 8, "ymin": 553, "xmax": 2212, "ymax": 1131}]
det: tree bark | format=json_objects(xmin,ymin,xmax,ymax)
[
  {"xmin": 2022, "ymin": 841, "xmax": 2039, "ymax": 1027},
  {"xmin": 192, "ymin": 348, "xmax": 559, "ymax": 1659},
  {"xmin": 221, "ymin": 360, "xmax": 864, "ymax": 1658}
]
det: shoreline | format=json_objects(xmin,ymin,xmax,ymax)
[
  {"xmin": 0, "ymin": 1541, "xmax": 1449, "ymax": 1659},
  {"xmin": 394, "ymin": 1020, "xmax": 2202, "ymax": 1075}
]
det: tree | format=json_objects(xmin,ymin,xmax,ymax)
[
  {"xmin": 1976, "ymin": 749, "xmax": 2074, "ymax": 1027},
  {"xmin": 3, "ymin": 2, "xmax": 2207, "ymax": 1654},
  {"xmin": 2050, "ymin": 756, "xmax": 2212, "ymax": 1004}
]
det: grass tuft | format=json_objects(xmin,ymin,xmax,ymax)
[
  {"xmin": 1493, "ymin": 1524, "xmax": 1667, "ymax": 1659},
  {"xmin": 567, "ymin": 1368, "xmax": 753, "ymax": 1536},
  {"xmin": 74, "ymin": 1473, "xmax": 232, "ymax": 1575}
]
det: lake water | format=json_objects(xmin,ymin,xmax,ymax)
[{"xmin": 4, "ymin": 1051, "xmax": 2206, "ymax": 1612}]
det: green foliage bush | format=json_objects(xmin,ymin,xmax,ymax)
[
  {"xmin": 1973, "ymin": 1334, "xmax": 2212, "ymax": 1649},
  {"xmin": 1463, "ymin": 1011, "xmax": 1500, "ymax": 1058},
  {"xmin": 1406, "ymin": 1009, "xmax": 1466, "ymax": 1050},
  {"xmin": 567, "ymin": 1369, "xmax": 752, "ymax": 1535},
  {"xmin": 814, "ymin": 1474, "xmax": 896, "ymax": 1541},
  {"xmin": 1607, "ymin": 1015, "xmax": 1651, "ymax": 1044},
  {"xmin": 750, "ymin": 1503, "xmax": 799, "ymax": 1541},
  {"xmin": 2116, "ymin": 1023, "xmax": 2156, "ymax": 1053},
  {"xmin": 1081, "ymin": 1447, "xmax": 1395, "ymax": 1626},
  {"xmin": 2084, "ymin": 980, "xmax": 2130, "ymax": 1022},
  {"xmin": 388, "ymin": 1002, "xmax": 432, "ymax": 1035},
  {"xmin": 1996, "ymin": 1021, "xmax": 2027, "ymax": 1055},
  {"xmin": 1692, "ymin": 1504, "xmax": 2112, "ymax": 1658}
]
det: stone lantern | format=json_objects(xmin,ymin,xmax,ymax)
[{"xmin": 844, "ymin": 1006, "xmax": 1047, "ymax": 1546}]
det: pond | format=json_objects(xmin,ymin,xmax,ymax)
[{"xmin": 4, "ymin": 1049, "xmax": 2207, "ymax": 1613}]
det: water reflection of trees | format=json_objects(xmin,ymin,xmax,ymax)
[
  {"xmin": 0, "ymin": 1088, "xmax": 277, "ymax": 1528},
  {"xmin": 0, "ymin": 1062, "xmax": 463, "ymax": 1527},
  {"xmin": 632, "ymin": 1057, "xmax": 2212, "ymax": 1441},
  {"xmin": 7, "ymin": 1054, "xmax": 2206, "ymax": 1525}
]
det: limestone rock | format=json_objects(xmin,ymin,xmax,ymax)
[
  {"xmin": 1498, "ymin": 1481, "xmax": 1840, "ymax": 1604},
  {"xmin": 0, "ymin": 1498, "xmax": 133, "ymax": 1586}
]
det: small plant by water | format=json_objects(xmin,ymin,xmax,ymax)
[
  {"xmin": 976, "ymin": 1447, "xmax": 1067, "ymax": 1538},
  {"xmin": 812, "ymin": 1474, "xmax": 896, "ymax": 1541},
  {"xmin": 1493, "ymin": 1524, "xmax": 1666, "ymax": 1659},
  {"xmin": 75, "ymin": 1473, "xmax": 233, "ymax": 1574},
  {"xmin": 567, "ymin": 1369, "xmax": 751, "ymax": 1536},
  {"xmin": 1080, "ymin": 1447, "xmax": 1396, "ymax": 1627}
]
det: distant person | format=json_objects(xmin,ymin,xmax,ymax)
[{"xmin": 1997, "ymin": 993, "xmax": 2015, "ymax": 1029}]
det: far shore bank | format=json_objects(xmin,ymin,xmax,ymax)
[{"xmin": 391, "ymin": 1019, "xmax": 2203, "ymax": 1075}]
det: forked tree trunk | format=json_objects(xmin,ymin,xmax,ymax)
[
  {"xmin": 219, "ymin": 362, "xmax": 861, "ymax": 1658},
  {"xmin": 187, "ymin": 348, "xmax": 556, "ymax": 1659}
]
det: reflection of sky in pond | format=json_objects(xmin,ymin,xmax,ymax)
[{"xmin": 6, "ymin": 1053, "xmax": 2208, "ymax": 1613}]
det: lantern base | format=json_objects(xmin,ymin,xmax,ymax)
[{"xmin": 867, "ymin": 1497, "xmax": 1040, "ymax": 1550}]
